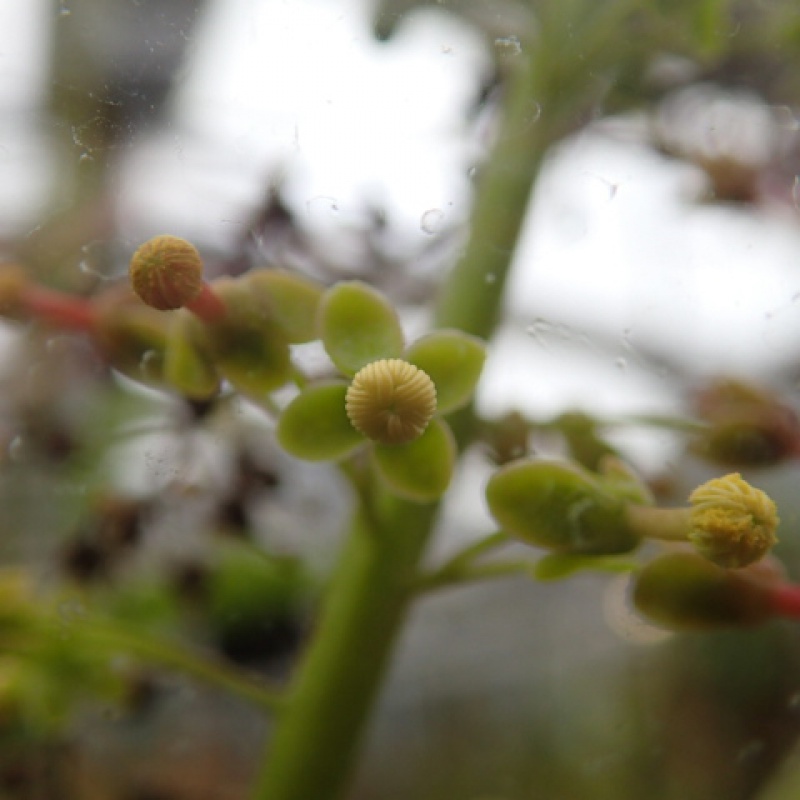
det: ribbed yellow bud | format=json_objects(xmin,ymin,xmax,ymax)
[
  {"xmin": 688, "ymin": 473, "xmax": 779, "ymax": 568},
  {"xmin": 345, "ymin": 359, "xmax": 437, "ymax": 445},
  {"xmin": 129, "ymin": 235, "xmax": 204, "ymax": 311}
]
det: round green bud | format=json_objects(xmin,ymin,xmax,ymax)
[{"xmin": 129, "ymin": 235, "xmax": 204, "ymax": 311}]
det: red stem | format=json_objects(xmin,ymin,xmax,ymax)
[
  {"xmin": 22, "ymin": 286, "xmax": 98, "ymax": 332},
  {"xmin": 768, "ymin": 584, "xmax": 800, "ymax": 620},
  {"xmin": 186, "ymin": 283, "xmax": 226, "ymax": 323}
]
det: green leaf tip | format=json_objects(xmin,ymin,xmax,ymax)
[
  {"xmin": 277, "ymin": 383, "xmax": 364, "ymax": 461},
  {"xmin": 406, "ymin": 329, "xmax": 486, "ymax": 414},
  {"xmin": 372, "ymin": 418, "xmax": 455, "ymax": 502},
  {"xmin": 318, "ymin": 281, "xmax": 404, "ymax": 375}
]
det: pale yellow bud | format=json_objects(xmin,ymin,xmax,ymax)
[
  {"xmin": 345, "ymin": 359, "xmax": 437, "ymax": 445},
  {"xmin": 688, "ymin": 473, "xmax": 779, "ymax": 568}
]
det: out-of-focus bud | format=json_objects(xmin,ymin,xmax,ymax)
[
  {"xmin": 129, "ymin": 236, "xmax": 226, "ymax": 323},
  {"xmin": 691, "ymin": 378, "xmax": 800, "ymax": 467},
  {"xmin": 129, "ymin": 235, "xmax": 204, "ymax": 311},
  {"xmin": 688, "ymin": 472, "xmax": 779, "ymax": 568},
  {"xmin": 555, "ymin": 411, "xmax": 619, "ymax": 472},
  {"xmin": 632, "ymin": 553, "xmax": 774, "ymax": 630}
]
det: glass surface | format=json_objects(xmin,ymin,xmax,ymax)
[{"xmin": 1, "ymin": 2, "xmax": 800, "ymax": 799}]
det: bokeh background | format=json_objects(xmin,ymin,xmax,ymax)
[{"xmin": 4, "ymin": 1, "xmax": 800, "ymax": 799}]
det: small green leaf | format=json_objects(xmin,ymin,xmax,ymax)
[
  {"xmin": 406, "ymin": 329, "xmax": 486, "ymax": 414},
  {"xmin": 208, "ymin": 279, "xmax": 291, "ymax": 396},
  {"xmin": 277, "ymin": 382, "xmax": 364, "ymax": 461},
  {"xmin": 164, "ymin": 311, "xmax": 219, "ymax": 399},
  {"xmin": 533, "ymin": 553, "xmax": 638, "ymax": 582},
  {"xmin": 248, "ymin": 270, "xmax": 324, "ymax": 344},
  {"xmin": 485, "ymin": 459, "xmax": 640, "ymax": 555},
  {"xmin": 318, "ymin": 282, "xmax": 404, "ymax": 375},
  {"xmin": 372, "ymin": 418, "xmax": 455, "ymax": 502}
]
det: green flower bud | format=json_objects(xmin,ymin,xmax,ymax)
[
  {"xmin": 632, "ymin": 553, "xmax": 772, "ymax": 630},
  {"xmin": 486, "ymin": 459, "xmax": 640, "ymax": 555}
]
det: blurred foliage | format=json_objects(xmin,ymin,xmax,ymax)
[{"xmin": 3, "ymin": 0, "xmax": 800, "ymax": 798}]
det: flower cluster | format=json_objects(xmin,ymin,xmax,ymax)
[
  {"xmin": 485, "ymin": 455, "xmax": 786, "ymax": 630},
  {"xmin": 276, "ymin": 280, "xmax": 486, "ymax": 502}
]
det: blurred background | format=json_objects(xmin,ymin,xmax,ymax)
[{"xmin": 4, "ymin": 1, "xmax": 800, "ymax": 798}]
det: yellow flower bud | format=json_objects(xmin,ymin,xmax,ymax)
[
  {"xmin": 129, "ymin": 235, "xmax": 204, "ymax": 311},
  {"xmin": 345, "ymin": 359, "xmax": 437, "ymax": 445},
  {"xmin": 688, "ymin": 473, "xmax": 779, "ymax": 568}
]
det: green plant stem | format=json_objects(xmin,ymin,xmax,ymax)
[
  {"xmin": 254, "ymin": 497, "xmax": 438, "ymax": 800},
  {"xmin": 254, "ymin": 32, "xmax": 558, "ymax": 800},
  {"xmin": 416, "ymin": 558, "xmax": 534, "ymax": 593},
  {"xmin": 626, "ymin": 505, "xmax": 693, "ymax": 542},
  {"xmin": 81, "ymin": 622, "xmax": 286, "ymax": 712}
]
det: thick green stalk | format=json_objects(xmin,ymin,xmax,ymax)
[
  {"xmin": 434, "ymin": 55, "xmax": 547, "ymax": 338},
  {"xmin": 253, "ymin": 497, "xmax": 438, "ymax": 800}
]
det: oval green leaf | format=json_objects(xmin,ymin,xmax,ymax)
[
  {"xmin": 318, "ymin": 281, "xmax": 404, "ymax": 375},
  {"xmin": 406, "ymin": 329, "xmax": 486, "ymax": 414},
  {"xmin": 207, "ymin": 279, "xmax": 291, "ymax": 396},
  {"xmin": 372, "ymin": 418, "xmax": 455, "ymax": 502},
  {"xmin": 248, "ymin": 270, "xmax": 324, "ymax": 344},
  {"xmin": 277, "ymin": 382, "xmax": 364, "ymax": 461},
  {"xmin": 485, "ymin": 459, "xmax": 640, "ymax": 555},
  {"xmin": 165, "ymin": 311, "xmax": 220, "ymax": 399}
]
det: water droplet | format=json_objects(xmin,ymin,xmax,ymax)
[
  {"xmin": 78, "ymin": 152, "xmax": 93, "ymax": 165},
  {"xmin": 494, "ymin": 35, "xmax": 522, "ymax": 56},
  {"xmin": 420, "ymin": 208, "xmax": 444, "ymax": 235},
  {"xmin": 525, "ymin": 318, "xmax": 554, "ymax": 348},
  {"xmin": 7, "ymin": 436, "xmax": 26, "ymax": 463},
  {"xmin": 773, "ymin": 105, "xmax": 800, "ymax": 132},
  {"xmin": 139, "ymin": 349, "xmax": 161, "ymax": 380},
  {"xmin": 527, "ymin": 102, "xmax": 542, "ymax": 126},
  {"xmin": 58, "ymin": 600, "xmax": 86, "ymax": 622},
  {"xmin": 78, "ymin": 240, "xmax": 112, "ymax": 281},
  {"xmin": 737, "ymin": 740, "xmax": 764, "ymax": 762}
]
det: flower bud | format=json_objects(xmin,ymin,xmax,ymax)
[
  {"xmin": 129, "ymin": 235, "xmax": 204, "ymax": 311},
  {"xmin": 485, "ymin": 459, "xmax": 640, "ymax": 555},
  {"xmin": 688, "ymin": 473, "xmax": 778, "ymax": 568},
  {"xmin": 632, "ymin": 553, "xmax": 773, "ymax": 630},
  {"xmin": 346, "ymin": 359, "xmax": 437, "ymax": 445}
]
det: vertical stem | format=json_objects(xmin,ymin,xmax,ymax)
[
  {"xmin": 254, "ymin": 498, "xmax": 438, "ymax": 800},
  {"xmin": 255, "ymin": 34, "xmax": 558, "ymax": 800},
  {"xmin": 435, "ymin": 55, "xmax": 547, "ymax": 338}
]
